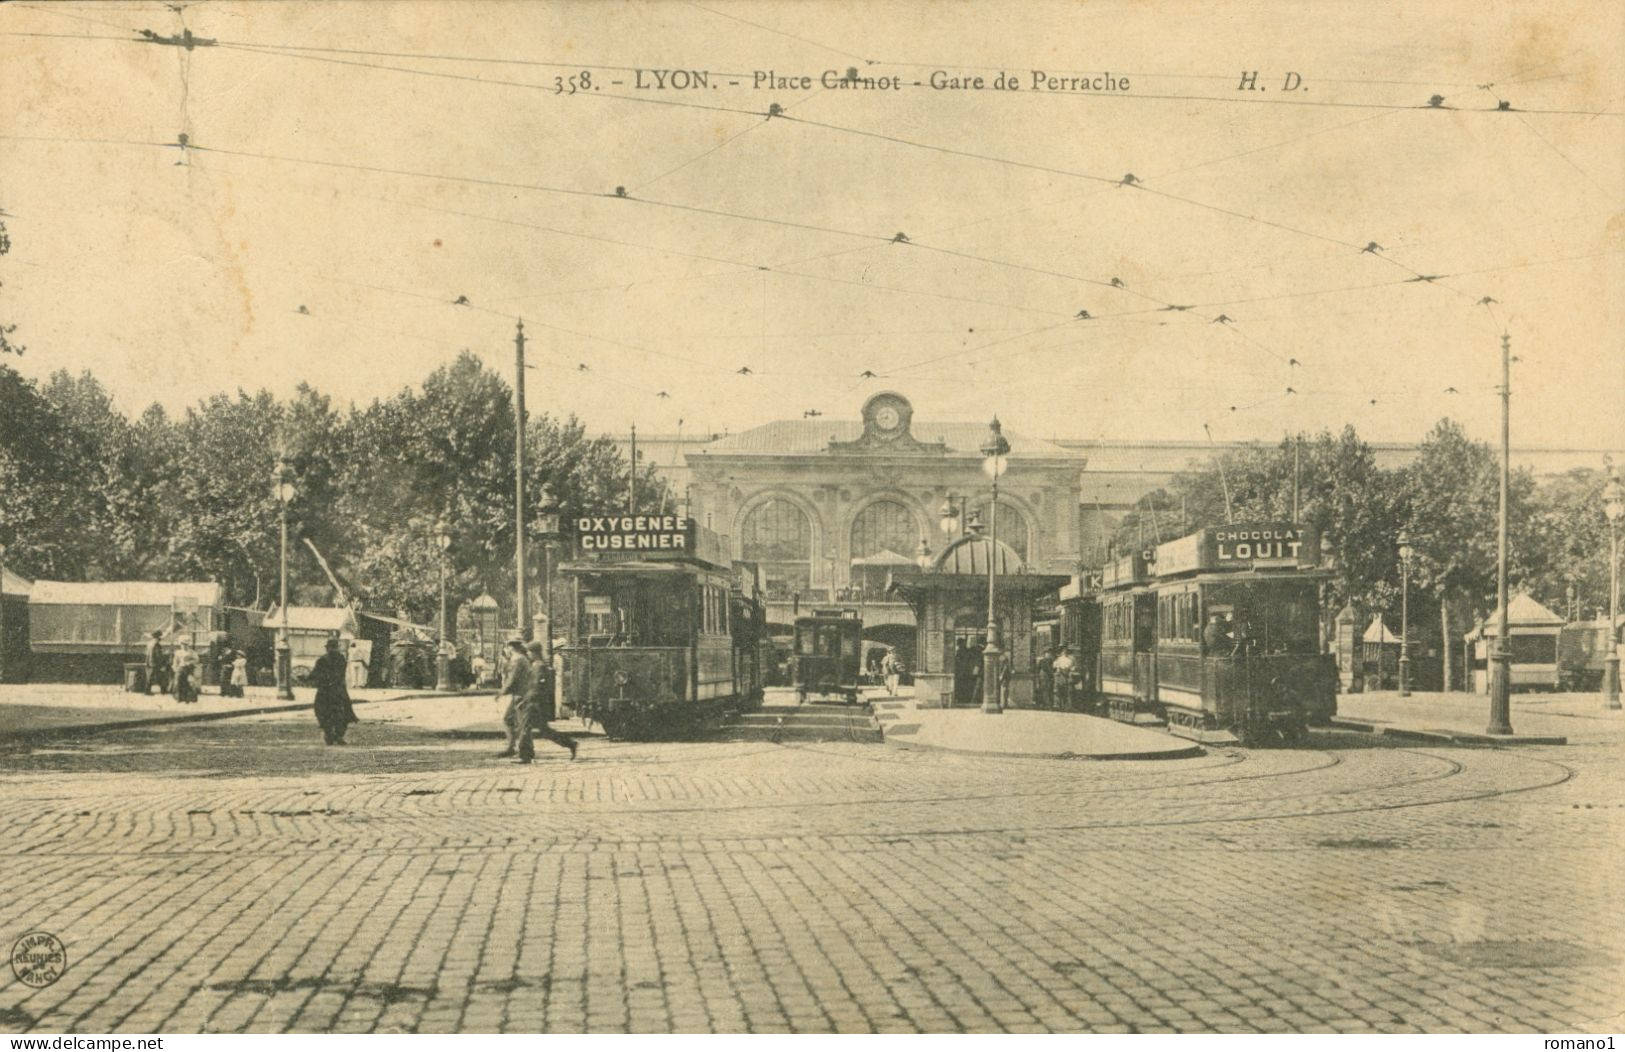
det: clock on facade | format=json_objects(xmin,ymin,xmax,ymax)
[{"xmin": 875, "ymin": 406, "xmax": 901, "ymax": 431}]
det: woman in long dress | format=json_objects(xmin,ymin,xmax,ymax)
[
  {"xmin": 312, "ymin": 636, "xmax": 358, "ymax": 745},
  {"xmin": 227, "ymin": 650, "xmax": 249, "ymax": 698},
  {"xmin": 173, "ymin": 642, "xmax": 199, "ymax": 703}
]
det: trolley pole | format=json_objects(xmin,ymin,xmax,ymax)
[
  {"xmin": 514, "ymin": 320, "xmax": 530, "ymax": 642},
  {"xmin": 1487, "ymin": 333, "xmax": 1514, "ymax": 735}
]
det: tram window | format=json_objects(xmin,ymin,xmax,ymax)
[
  {"xmin": 1205, "ymin": 581, "xmax": 1318, "ymax": 654},
  {"xmin": 584, "ymin": 596, "xmax": 615, "ymax": 637}
]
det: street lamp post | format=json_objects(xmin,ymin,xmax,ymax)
[
  {"xmin": 1602, "ymin": 472, "xmax": 1622, "ymax": 710},
  {"xmin": 435, "ymin": 519, "xmax": 453, "ymax": 692},
  {"xmin": 1398, "ymin": 530, "xmax": 1413, "ymax": 698},
  {"xmin": 537, "ymin": 486, "xmax": 562, "ymax": 660},
  {"xmin": 272, "ymin": 459, "xmax": 296, "ymax": 701},
  {"xmin": 979, "ymin": 417, "xmax": 1011, "ymax": 715}
]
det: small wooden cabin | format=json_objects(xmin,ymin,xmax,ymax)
[{"xmin": 1466, "ymin": 594, "xmax": 1566, "ymax": 692}]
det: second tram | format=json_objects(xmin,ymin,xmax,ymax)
[{"xmin": 1066, "ymin": 522, "xmax": 1337, "ymax": 744}]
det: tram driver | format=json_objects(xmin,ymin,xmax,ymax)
[{"xmin": 1203, "ymin": 612, "xmax": 1236, "ymax": 656}]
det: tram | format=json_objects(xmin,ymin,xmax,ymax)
[
  {"xmin": 1066, "ymin": 522, "xmax": 1336, "ymax": 744},
  {"xmin": 790, "ymin": 607, "xmax": 863, "ymax": 704},
  {"xmin": 557, "ymin": 516, "xmax": 765, "ymax": 739}
]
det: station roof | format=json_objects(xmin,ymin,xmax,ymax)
[
  {"xmin": 29, "ymin": 580, "xmax": 222, "ymax": 607},
  {"xmin": 695, "ymin": 419, "xmax": 1075, "ymax": 458},
  {"xmin": 934, "ymin": 534, "xmax": 1025, "ymax": 576},
  {"xmin": 2, "ymin": 568, "xmax": 31, "ymax": 597}
]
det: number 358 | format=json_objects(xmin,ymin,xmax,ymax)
[{"xmin": 554, "ymin": 71, "xmax": 593, "ymax": 94}]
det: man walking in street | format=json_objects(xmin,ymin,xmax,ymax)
[
  {"xmin": 312, "ymin": 635, "xmax": 358, "ymax": 745},
  {"xmin": 496, "ymin": 637, "xmax": 529, "ymax": 759},
  {"xmin": 516, "ymin": 640, "xmax": 577, "ymax": 763}
]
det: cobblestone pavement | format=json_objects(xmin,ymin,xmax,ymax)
[{"xmin": 0, "ymin": 700, "xmax": 1620, "ymax": 1034}]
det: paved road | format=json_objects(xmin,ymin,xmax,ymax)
[{"xmin": 0, "ymin": 697, "xmax": 1620, "ymax": 1034}]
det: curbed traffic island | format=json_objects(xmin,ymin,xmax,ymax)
[{"xmin": 876, "ymin": 701, "xmax": 1203, "ymax": 760}]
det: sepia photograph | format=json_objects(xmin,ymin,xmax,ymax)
[{"xmin": 1, "ymin": 0, "xmax": 1622, "ymax": 1037}]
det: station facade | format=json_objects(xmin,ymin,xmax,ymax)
[{"xmin": 684, "ymin": 392, "xmax": 1085, "ymax": 653}]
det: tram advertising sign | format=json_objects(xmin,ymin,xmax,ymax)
[
  {"xmin": 1212, "ymin": 523, "xmax": 1318, "ymax": 568},
  {"xmin": 1155, "ymin": 522, "xmax": 1319, "ymax": 575},
  {"xmin": 575, "ymin": 514, "xmax": 694, "ymax": 555}
]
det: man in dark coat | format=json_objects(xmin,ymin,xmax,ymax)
[
  {"xmin": 144, "ymin": 630, "xmax": 166, "ymax": 695},
  {"xmin": 953, "ymin": 639, "xmax": 976, "ymax": 706},
  {"xmin": 312, "ymin": 636, "xmax": 358, "ymax": 745},
  {"xmin": 496, "ymin": 638, "xmax": 529, "ymax": 758},
  {"xmin": 516, "ymin": 640, "xmax": 577, "ymax": 763}
]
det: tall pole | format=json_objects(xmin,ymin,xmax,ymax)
[
  {"xmin": 1399, "ymin": 550, "xmax": 1411, "ymax": 698},
  {"xmin": 1487, "ymin": 333, "xmax": 1514, "ymax": 735},
  {"xmin": 1292, "ymin": 432, "xmax": 1301, "ymax": 522},
  {"xmin": 980, "ymin": 418, "xmax": 1007, "ymax": 715},
  {"xmin": 435, "ymin": 549, "xmax": 450, "ymax": 691},
  {"xmin": 514, "ymin": 320, "xmax": 530, "ymax": 642},
  {"xmin": 983, "ymin": 469, "xmax": 1001, "ymax": 714},
  {"xmin": 629, "ymin": 424, "xmax": 638, "ymax": 513},
  {"xmin": 276, "ymin": 499, "xmax": 293, "ymax": 700}
]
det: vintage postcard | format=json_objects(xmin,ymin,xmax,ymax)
[{"xmin": 1, "ymin": 0, "xmax": 1621, "ymax": 1037}]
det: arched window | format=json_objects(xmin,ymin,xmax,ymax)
[
  {"xmin": 850, "ymin": 500, "xmax": 919, "ymax": 560},
  {"xmin": 741, "ymin": 499, "xmax": 811, "ymax": 598},
  {"xmin": 971, "ymin": 499, "xmax": 1030, "ymax": 562}
]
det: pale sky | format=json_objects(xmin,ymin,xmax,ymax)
[{"xmin": 2, "ymin": 0, "xmax": 1622, "ymax": 448}]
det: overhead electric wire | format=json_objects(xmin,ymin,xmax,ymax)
[{"xmin": 12, "ymin": 21, "xmax": 1610, "ymax": 313}]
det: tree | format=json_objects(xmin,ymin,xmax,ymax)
[
  {"xmin": 1521, "ymin": 467, "xmax": 1611, "ymax": 620},
  {"xmin": 0, "ymin": 365, "xmax": 79, "ymax": 578},
  {"xmin": 0, "ymin": 218, "xmax": 23, "ymax": 358},
  {"xmin": 1398, "ymin": 419, "xmax": 1537, "ymax": 690},
  {"xmin": 1114, "ymin": 427, "xmax": 1402, "ymax": 617}
]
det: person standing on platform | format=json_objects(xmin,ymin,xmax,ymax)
[
  {"xmin": 227, "ymin": 650, "xmax": 248, "ymax": 698},
  {"xmin": 881, "ymin": 650, "xmax": 900, "ymax": 696},
  {"xmin": 1036, "ymin": 647, "xmax": 1055, "ymax": 709},
  {"xmin": 1053, "ymin": 646, "xmax": 1075, "ymax": 711},
  {"xmin": 495, "ymin": 638, "xmax": 530, "ymax": 759},
  {"xmin": 952, "ymin": 638, "xmax": 974, "ymax": 706},
  {"xmin": 312, "ymin": 636, "xmax": 358, "ymax": 745},
  {"xmin": 1203, "ymin": 613, "xmax": 1235, "ymax": 656},
  {"xmin": 144, "ymin": 630, "xmax": 165, "ymax": 695},
  {"xmin": 516, "ymin": 640, "xmax": 577, "ymax": 763},
  {"xmin": 172, "ymin": 640, "xmax": 199, "ymax": 703}
]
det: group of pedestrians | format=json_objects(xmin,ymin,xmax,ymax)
[
  {"xmin": 143, "ymin": 630, "xmax": 248, "ymax": 704},
  {"xmin": 494, "ymin": 638, "xmax": 578, "ymax": 763},
  {"xmin": 1034, "ymin": 645, "xmax": 1085, "ymax": 710},
  {"xmin": 206, "ymin": 627, "xmax": 575, "ymax": 760}
]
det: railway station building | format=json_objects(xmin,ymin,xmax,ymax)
[{"xmin": 683, "ymin": 392, "xmax": 1085, "ymax": 661}]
